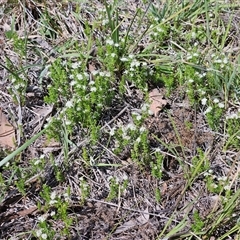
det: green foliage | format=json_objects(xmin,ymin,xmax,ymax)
[
  {"xmin": 191, "ymin": 148, "xmax": 210, "ymax": 173},
  {"xmin": 155, "ymin": 188, "xmax": 161, "ymax": 203},
  {"xmin": 107, "ymin": 177, "xmax": 128, "ymax": 201},
  {"xmin": 79, "ymin": 177, "xmax": 90, "ymax": 203},
  {"xmin": 225, "ymin": 117, "xmax": 240, "ymax": 149},
  {"xmin": 192, "ymin": 211, "xmax": 205, "ymax": 232},
  {"xmin": 5, "ymin": 16, "xmax": 26, "ymax": 57},
  {"xmin": 1, "ymin": 0, "xmax": 240, "ymax": 239},
  {"xmin": 150, "ymin": 151, "xmax": 163, "ymax": 179}
]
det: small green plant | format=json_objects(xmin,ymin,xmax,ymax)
[
  {"xmin": 192, "ymin": 211, "xmax": 205, "ymax": 232},
  {"xmin": 150, "ymin": 150, "xmax": 164, "ymax": 179},
  {"xmin": 155, "ymin": 188, "xmax": 161, "ymax": 203},
  {"xmin": 79, "ymin": 177, "xmax": 90, "ymax": 203},
  {"xmin": 2, "ymin": 0, "xmax": 240, "ymax": 239},
  {"xmin": 204, "ymin": 101, "xmax": 225, "ymax": 131},
  {"xmin": 224, "ymin": 115, "xmax": 240, "ymax": 149},
  {"xmin": 107, "ymin": 177, "xmax": 128, "ymax": 201},
  {"xmin": 191, "ymin": 148, "xmax": 210, "ymax": 173},
  {"xmin": 38, "ymin": 186, "xmax": 73, "ymax": 238}
]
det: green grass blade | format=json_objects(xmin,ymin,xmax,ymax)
[{"xmin": 0, "ymin": 129, "xmax": 46, "ymax": 167}]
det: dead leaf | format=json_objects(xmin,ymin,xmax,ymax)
[
  {"xmin": 149, "ymin": 88, "xmax": 167, "ymax": 117},
  {"xmin": 114, "ymin": 208, "xmax": 149, "ymax": 234},
  {"xmin": 161, "ymin": 182, "xmax": 168, "ymax": 195},
  {"xmin": 31, "ymin": 105, "xmax": 53, "ymax": 133},
  {"xmin": 17, "ymin": 206, "xmax": 38, "ymax": 217},
  {"xmin": 114, "ymin": 219, "xmax": 137, "ymax": 234},
  {"xmin": 136, "ymin": 207, "xmax": 149, "ymax": 224},
  {"xmin": 88, "ymin": 62, "xmax": 97, "ymax": 73},
  {"xmin": 0, "ymin": 108, "xmax": 15, "ymax": 149}
]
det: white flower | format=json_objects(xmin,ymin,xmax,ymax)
[
  {"xmin": 130, "ymin": 59, "xmax": 140, "ymax": 68},
  {"xmin": 214, "ymin": 59, "xmax": 222, "ymax": 63},
  {"xmin": 51, "ymin": 191, "xmax": 56, "ymax": 200},
  {"xmin": 76, "ymin": 74, "xmax": 83, "ymax": 80},
  {"xmin": 63, "ymin": 192, "xmax": 70, "ymax": 202},
  {"xmin": 49, "ymin": 199, "xmax": 57, "ymax": 205},
  {"xmin": 72, "ymin": 62, "xmax": 79, "ymax": 69},
  {"xmin": 218, "ymin": 102, "xmax": 224, "ymax": 108},
  {"xmin": 188, "ymin": 79, "xmax": 194, "ymax": 83},
  {"xmin": 36, "ymin": 229, "xmax": 42, "ymax": 237},
  {"xmin": 126, "ymin": 123, "xmax": 136, "ymax": 131},
  {"xmin": 70, "ymin": 80, "xmax": 77, "ymax": 86},
  {"xmin": 140, "ymin": 126, "xmax": 146, "ymax": 132},
  {"xmin": 84, "ymin": 72, "xmax": 89, "ymax": 77},
  {"xmin": 102, "ymin": 19, "xmax": 108, "ymax": 25},
  {"xmin": 66, "ymin": 100, "xmax": 73, "ymax": 108},
  {"xmin": 223, "ymin": 58, "xmax": 228, "ymax": 64},
  {"xmin": 105, "ymin": 71, "xmax": 111, "ymax": 77},
  {"xmin": 136, "ymin": 137, "xmax": 141, "ymax": 143},
  {"xmin": 148, "ymin": 109, "xmax": 154, "ymax": 115},
  {"xmin": 14, "ymin": 84, "xmax": 21, "ymax": 90},
  {"xmin": 222, "ymin": 176, "xmax": 227, "ymax": 181},
  {"xmin": 213, "ymin": 98, "xmax": 219, "ymax": 103},
  {"xmin": 109, "ymin": 128, "xmax": 115, "ymax": 136},
  {"xmin": 111, "ymin": 53, "xmax": 116, "ymax": 58},
  {"xmin": 38, "ymin": 215, "xmax": 46, "ymax": 222},
  {"xmin": 65, "ymin": 119, "xmax": 71, "ymax": 125},
  {"xmin": 141, "ymin": 103, "xmax": 149, "ymax": 111},
  {"xmin": 90, "ymin": 87, "xmax": 97, "ymax": 92},
  {"xmin": 199, "ymin": 90, "xmax": 206, "ymax": 95},
  {"xmin": 122, "ymin": 133, "xmax": 130, "ymax": 140},
  {"xmin": 106, "ymin": 39, "xmax": 114, "ymax": 45},
  {"xmin": 201, "ymin": 98, "xmax": 207, "ymax": 105},
  {"xmin": 157, "ymin": 26, "xmax": 164, "ymax": 32},
  {"xmin": 224, "ymin": 185, "xmax": 231, "ymax": 190},
  {"xmin": 186, "ymin": 54, "xmax": 192, "ymax": 60},
  {"xmin": 50, "ymin": 211, "xmax": 55, "ymax": 216},
  {"xmin": 91, "ymin": 70, "xmax": 99, "ymax": 76},
  {"xmin": 41, "ymin": 233, "xmax": 47, "ymax": 240},
  {"xmin": 211, "ymin": 183, "xmax": 218, "ymax": 189},
  {"xmin": 128, "ymin": 54, "xmax": 134, "ymax": 59},
  {"xmin": 114, "ymin": 43, "xmax": 119, "ymax": 47},
  {"xmin": 120, "ymin": 57, "xmax": 128, "ymax": 62},
  {"xmin": 136, "ymin": 115, "xmax": 141, "ymax": 121},
  {"xmin": 204, "ymin": 106, "xmax": 212, "ymax": 114},
  {"xmin": 34, "ymin": 160, "xmax": 41, "ymax": 165},
  {"xmin": 61, "ymin": 60, "xmax": 67, "ymax": 66}
]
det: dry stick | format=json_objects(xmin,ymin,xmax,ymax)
[{"xmin": 86, "ymin": 198, "xmax": 181, "ymax": 223}]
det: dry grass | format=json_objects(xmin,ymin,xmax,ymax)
[{"xmin": 0, "ymin": 0, "xmax": 240, "ymax": 239}]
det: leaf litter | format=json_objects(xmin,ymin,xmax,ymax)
[{"xmin": 0, "ymin": 0, "xmax": 239, "ymax": 239}]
